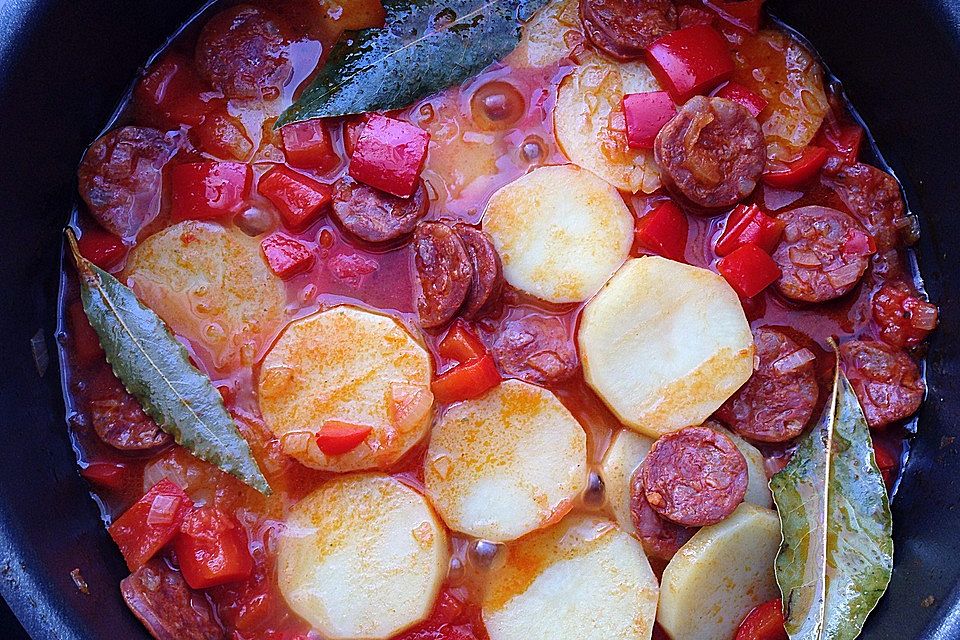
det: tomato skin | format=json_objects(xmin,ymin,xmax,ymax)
[
  {"xmin": 735, "ymin": 598, "xmax": 787, "ymax": 640},
  {"xmin": 349, "ymin": 114, "xmax": 430, "ymax": 198},
  {"xmin": 108, "ymin": 479, "xmax": 193, "ymax": 571},
  {"xmin": 170, "ymin": 161, "xmax": 251, "ymax": 221},
  {"xmin": 438, "ymin": 321, "xmax": 487, "ymax": 364},
  {"xmin": 174, "ymin": 506, "xmax": 254, "ymax": 590},
  {"xmin": 717, "ymin": 244, "xmax": 782, "ymax": 299},
  {"xmin": 257, "ymin": 165, "xmax": 332, "ymax": 231},
  {"xmin": 636, "ymin": 201, "xmax": 688, "ymax": 262},
  {"xmin": 431, "ymin": 354, "xmax": 502, "ymax": 404},
  {"xmin": 647, "ymin": 25, "xmax": 734, "ymax": 103},
  {"xmin": 315, "ymin": 421, "xmax": 373, "ymax": 455}
]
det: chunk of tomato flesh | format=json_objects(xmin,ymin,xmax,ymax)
[
  {"xmin": 713, "ymin": 81, "xmax": 768, "ymax": 117},
  {"xmin": 196, "ymin": 111, "xmax": 254, "ymax": 161},
  {"xmin": 349, "ymin": 114, "xmax": 430, "ymax": 198},
  {"xmin": 717, "ymin": 244, "xmax": 781, "ymax": 298},
  {"xmin": 647, "ymin": 25, "xmax": 734, "ymax": 103},
  {"xmin": 715, "ymin": 204, "xmax": 785, "ymax": 256},
  {"xmin": 260, "ymin": 233, "xmax": 315, "ymax": 279},
  {"xmin": 315, "ymin": 422, "xmax": 373, "ymax": 455},
  {"xmin": 170, "ymin": 161, "xmax": 251, "ymax": 222},
  {"xmin": 77, "ymin": 227, "xmax": 126, "ymax": 269},
  {"xmin": 108, "ymin": 479, "xmax": 193, "ymax": 571},
  {"xmin": 735, "ymin": 598, "xmax": 787, "ymax": 640},
  {"xmin": 174, "ymin": 506, "xmax": 254, "ymax": 590},
  {"xmin": 762, "ymin": 146, "xmax": 829, "ymax": 189},
  {"xmin": 438, "ymin": 321, "xmax": 488, "ymax": 364},
  {"xmin": 257, "ymin": 165, "xmax": 332, "ymax": 231},
  {"xmin": 622, "ymin": 91, "xmax": 676, "ymax": 149},
  {"xmin": 635, "ymin": 201, "xmax": 688, "ymax": 262},
  {"xmin": 281, "ymin": 120, "xmax": 340, "ymax": 172},
  {"xmin": 431, "ymin": 354, "xmax": 502, "ymax": 405}
]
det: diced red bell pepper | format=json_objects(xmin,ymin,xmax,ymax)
[
  {"xmin": 815, "ymin": 117, "xmax": 864, "ymax": 169},
  {"xmin": 80, "ymin": 462, "xmax": 128, "ymax": 489},
  {"xmin": 762, "ymin": 146, "xmax": 829, "ymax": 189},
  {"xmin": 77, "ymin": 227, "xmax": 126, "ymax": 269},
  {"xmin": 170, "ymin": 161, "xmax": 251, "ymax": 222},
  {"xmin": 135, "ymin": 53, "xmax": 222, "ymax": 127},
  {"xmin": 432, "ymin": 354, "xmax": 502, "ymax": 404},
  {"xmin": 647, "ymin": 25, "xmax": 734, "ymax": 103},
  {"xmin": 439, "ymin": 321, "xmax": 487, "ymax": 364},
  {"xmin": 715, "ymin": 204, "xmax": 785, "ymax": 256},
  {"xmin": 713, "ymin": 81, "xmax": 768, "ymax": 117},
  {"xmin": 257, "ymin": 165, "xmax": 332, "ymax": 231},
  {"xmin": 635, "ymin": 201, "xmax": 688, "ymax": 262},
  {"xmin": 735, "ymin": 598, "xmax": 787, "ymax": 640},
  {"xmin": 704, "ymin": 0, "xmax": 765, "ymax": 34},
  {"xmin": 281, "ymin": 119, "xmax": 340, "ymax": 172},
  {"xmin": 315, "ymin": 421, "xmax": 373, "ymax": 455},
  {"xmin": 873, "ymin": 437, "xmax": 900, "ymax": 489},
  {"xmin": 349, "ymin": 114, "xmax": 430, "ymax": 198},
  {"xmin": 109, "ymin": 479, "xmax": 193, "ymax": 571},
  {"xmin": 260, "ymin": 233, "xmax": 315, "ymax": 279},
  {"xmin": 717, "ymin": 244, "xmax": 782, "ymax": 298},
  {"xmin": 67, "ymin": 301, "xmax": 104, "ymax": 366},
  {"xmin": 173, "ymin": 506, "xmax": 253, "ymax": 590},
  {"xmin": 196, "ymin": 111, "xmax": 254, "ymax": 161},
  {"xmin": 622, "ymin": 92, "xmax": 676, "ymax": 149}
]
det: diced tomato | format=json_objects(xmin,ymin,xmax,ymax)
[
  {"xmin": 840, "ymin": 228, "xmax": 877, "ymax": 258},
  {"xmin": 349, "ymin": 114, "xmax": 430, "ymax": 198},
  {"xmin": 135, "ymin": 53, "xmax": 222, "ymax": 127},
  {"xmin": 704, "ymin": 0, "xmax": 765, "ymax": 34},
  {"xmin": 635, "ymin": 201, "xmax": 688, "ymax": 262},
  {"xmin": 174, "ymin": 506, "xmax": 253, "ymax": 590},
  {"xmin": 170, "ymin": 161, "xmax": 251, "ymax": 221},
  {"xmin": 735, "ymin": 598, "xmax": 787, "ymax": 640},
  {"xmin": 257, "ymin": 165, "xmax": 332, "ymax": 231},
  {"xmin": 717, "ymin": 244, "xmax": 782, "ymax": 298},
  {"xmin": 438, "ymin": 321, "xmax": 487, "ymax": 364},
  {"xmin": 67, "ymin": 301, "xmax": 104, "ymax": 366},
  {"xmin": 873, "ymin": 437, "xmax": 901, "ymax": 489},
  {"xmin": 762, "ymin": 146, "xmax": 829, "ymax": 189},
  {"xmin": 872, "ymin": 283, "xmax": 938, "ymax": 348},
  {"xmin": 196, "ymin": 111, "xmax": 254, "ymax": 161},
  {"xmin": 108, "ymin": 479, "xmax": 193, "ymax": 571},
  {"xmin": 315, "ymin": 421, "xmax": 373, "ymax": 455},
  {"xmin": 647, "ymin": 25, "xmax": 734, "ymax": 103},
  {"xmin": 622, "ymin": 91, "xmax": 676, "ymax": 149},
  {"xmin": 432, "ymin": 354, "xmax": 502, "ymax": 405},
  {"xmin": 77, "ymin": 227, "xmax": 126, "ymax": 269},
  {"xmin": 713, "ymin": 81, "xmax": 768, "ymax": 117},
  {"xmin": 260, "ymin": 233, "xmax": 315, "ymax": 279},
  {"xmin": 80, "ymin": 462, "xmax": 127, "ymax": 489},
  {"xmin": 394, "ymin": 590, "xmax": 475, "ymax": 640},
  {"xmin": 714, "ymin": 204, "xmax": 785, "ymax": 257},
  {"xmin": 281, "ymin": 119, "xmax": 340, "ymax": 172}
]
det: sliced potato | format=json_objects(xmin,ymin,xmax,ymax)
[
  {"xmin": 425, "ymin": 379, "xmax": 587, "ymax": 541},
  {"xmin": 600, "ymin": 429, "xmax": 654, "ymax": 535},
  {"xmin": 259, "ymin": 306, "xmax": 434, "ymax": 472},
  {"xmin": 658, "ymin": 503, "xmax": 780, "ymax": 640},
  {"xmin": 708, "ymin": 423, "xmax": 773, "ymax": 509},
  {"xmin": 482, "ymin": 164, "xmax": 633, "ymax": 303},
  {"xmin": 124, "ymin": 220, "xmax": 285, "ymax": 370},
  {"xmin": 508, "ymin": 0, "xmax": 581, "ymax": 69},
  {"xmin": 554, "ymin": 53, "xmax": 662, "ymax": 193},
  {"xmin": 483, "ymin": 515, "xmax": 658, "ymax": 640},
  {"xmin": 579, "ymin": 257, "xmax": 754, "ymax": 438},
  {"xmin": 278, "ymin": 473, "xmax": 448, "ymax": 640}
]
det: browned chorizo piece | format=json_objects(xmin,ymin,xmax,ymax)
[
  {"xmin": 630, "ymin": 468, "xmax": 697, "ymax": 561},
  {"xmin": 772, "ymin": 206, "xmax": 871, "ymax": 303},
  {"xmin": 492, "ymin": 314, "xmax": 577, "ymax": 385},
  {"xmin": 331, "ymin": 176, "xmax": 429, "ymax": 243},
  {"xmin": 826, "ymin": 163, "xmax": 906, "ymax": 251},
  {"xmin": 121, "ymin": 558, "xmax": 224, "ymax": 640},
  {"xmin": 715, "ymin": 327, "xmax": 818, "ymax": 443},
  {"xmin": 88, "ymin": 375, "xmax": 171, "ymax": 451},
  {"xmin": 413, "ymin": 222, "xmax": 472, "ymax": 329},
  {"xmin": 640, "ymin": 425, "xmax": 748, "ymax": 527},
  {"xmin": 580, "ymin": 0, "xmax": 678, "ymax": 60},
  {"xmin": 195, "ymin": 5, "xmax": 292, "ymax": 99},
  {"xmin": 654, "ymin": 97, "xmax": 766, "ymax": 209},
  {"xmin": 77, "ymin": 127, "xmax": 180, "ymax": 239},
  {"xmin": 839, "ymin": 339, "xmax": 925, "ymax": 430},
  {"xmin": 454, "ymin": 224, "xmax": 503, "ymax": 319}
]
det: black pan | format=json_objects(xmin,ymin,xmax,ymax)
[{"xmin": 0, "ymin": 1, "xmax": 958, "ymax": 638}]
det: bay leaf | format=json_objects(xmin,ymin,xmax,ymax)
[
  {"xmin": 770, "ymin": 350, "xmax": 893, "ymax": 640},
  {"xmin": 277, "ymin": 0, "xmax": 549, "ymax": 125},
  {"xmin": 66, "ymin": 229, "xmax": 271, "ymax": 495}
]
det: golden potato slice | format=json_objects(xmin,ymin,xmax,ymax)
[
  {"xmin": 600, "ymin": 429, "xmax": 653, "ymax": 536},
  {"xmin": 425, "ymin": 379, "xmax": 587, "ymax": 541},
  {"xmin": 278, "ymin": 474, "xmax": 449, "ymax": 640},
  {"xmin": 483, "ymin": 515, "xmax": 658, "ymax": 640},
  {"xmin": 579, "ymin": 257, "xmax": 754, "ymax": 438},
  {"xmin": 658, "ymin": 504, "xmax": 780, "ymax": 640},
  {"xmin": 482, "ymin": 164, "xmax": 633, "ymax": 303},
  {"xmin": 554, "ymin": 53, "xmax": 662, "ymax": 193},
  {"xmin": 259, "ymin": 306, "xmax": 433, "ymax": 472},
  {"xmin": 508, "ymin": 0, "xmax": 581, "ymax": 69},
  {"xmin": 123, "ymin": 220, "xmax": 285, "ymax": 370}
]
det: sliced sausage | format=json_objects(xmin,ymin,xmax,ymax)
[
  {"xmin": 839, "ymin": 339, "xmax": 924, "ymax": 429},
  {"xmin": 654, "ymin": 97, "xmax": 766, "ymax": 210},
  {"xmin": 413, "ymin": 222, "xmax": 472, "ymax": 329},
  {"xmin": 454, "ymin": 224, "xmax": 503, "ymax": 319},
  {"xmin": 331, "ymin": 176, "xmax": 429, "ymax": 244},
  {"xmin": 640, "ymin": 426, "xmax": 748, "ymax": 527},
  {"xmin": 630, "ymin": 469, "xmax": 698, "ymax": 561},
  {"xmin": 772, "ymin": 206, "xmax": 871, "ymax": 304},
  {"xmin": 826, "ymin": 163, "xmax": 906, "ymax": 251},
  {"xmin": 715, "ymin": 328, "xmax": 818, "ymax": 443},
  {"xmin": 121, "ymin": 558, "xmax": 224, "ymax": 640},
  {"xmin": 77, "ymin": 126, "xmax": 180, "ymax": 239},
  {"xmin": 88, "ymin": 375, "xmax": 171, "ymax": 451},
  {"xmin": 580, "ymin": 0, "xmax": 678, "ymax": 60},
  {"xmin": 195, "ymin": 5, "xmax": 292, "ymax": 99},
  {"xmin": 493, "ymin": 314, "xmax": 577, "ymax": 385}
]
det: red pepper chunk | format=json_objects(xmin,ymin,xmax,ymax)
[
  {"xmin": 717, "ymin": 244, "xmax": 781, "ymax": 298},
  {"xmin": 281, "ymin": 120, "xmax": 340, "ymax": 172},
  {"xmin": 77, "ymin": 227, "xmax": 126, "ymax": 269},
  {"xmin": 80, "ymin": 462, "xmax": 128, "ymax": 489},
  {"xmin": 713, "ymin": 81, "xmax": 768, "ymax": 117},
  {"xmin": 258, "ymin": 165, "xmax": 332, "ymax": 231},
  {"xmin": 173, "ymin": 507, "xmax": 253, "ymax": 590},
  {"xmin": 647, "ymin": 25, "xmax": 734, "ymax": 103},
  {"xmin": 432, "ymin": 354, "xmax": 502, "ymax": 405},
  {"xmin": 815, "ymin": 117, "xmax": 864, "ymax": 170},
  {"xmin": 135, "ymin": 53, "xmax": 222, "ymax": 128},
  {"xmin": 349, "ymin": 114, "xmax": 430, "ymax": 198},
  {"xmin": 872, "ymin": 437, "xmax": 900, "ymax": 489},
  {"xmin": 705, "ymin": 0, "xmax": 765, "ymax": 34},
  {"xmin": 635, "ymin": 201, "xmax": 688, "ymax": 262},
  {"xmin": 67, "ymin": 301, "xmax": 104, "ymax": 366},
  {"xmin": 315, "ymin": 421, "xmax": 374, "ymax": 455},
  {"xmin": 622, "ymin": 92, "xmax": 676, "ymax": 149},
  {"xmin": 171, "ymin": 161, "xmax": 251, "ymax": 222},
  {"xmin": 735, "ymin": 598, "xmax": 787, "ymax": 640},
  {"xmin": 108, "ymin": 479, "xmax": 193, "ymax": 571},
  {"xmin": 762, "ymin": 146, "xmax": 828, "ymax": 190},
  {"xmin": 715, "ymin": 204, "xmax": 784, "ymax": 256},
  {"xmin": 438, "ymin": 321, "xmax": 487, "ymax": 364},
  {"xmin": 260, "ymin": 233, "xmax": 315, "ymax": 279}
]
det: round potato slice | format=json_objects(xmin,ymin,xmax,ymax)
[
  {"xmin": 554, "ymin": 53, "xmax": 662, "ymax": 194},
  {"xmin": 259, "ymin": 306, "xmax": 434, "ymax": 472},
  {"xmin": 483, "ymin": 515, "xmax": 658, "ymax": 640},
  {"xmin": 123, "ymin": 220, "xmax": 285, "ymax": 370},
  {"xmin": 579, "ymin": 257, "xmax": 754, "ymax": 438},
  {"xmin": 425, "ymin": 379, "xmax": 588, "ymax": 542},
  {"xmin": 508, "ymin": 0, "xmax": 581, "ymax": 69},
  {"xmin": 482, "ymin": 164, "xmax": 633, "ymax": 303},
  {"xmin": 658, "ymin": 503, "xmax": 780, "ymax": 640},
  {"xmin": 600, "ymin": 429, "xmax": 653, "ymax": 536},
  {"xmin": 278, "ymin": 474, "xmax": 449, "ymax": 640}
]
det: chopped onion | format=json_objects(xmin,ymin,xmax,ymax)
[
  {"xmin": 826, "ymin": 262, "xmax": 864, "ymax": 288},
  {"xmin": 789, "ymin": 247, "xmax": 821, "ymax": 267},
  {"xmin": 146, "ymin": 494, "xmax": 181, "ymax": 527},
  {"xmin": 772, "ymin": 348, "xmax": 816, "ymax": 374},
  {"xmin": 910, "ymin": 301, "xmax": 939, "ymax": 330}
]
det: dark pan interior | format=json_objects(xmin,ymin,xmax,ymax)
[{"xmin": 0, "ymin": 1, "xmax": 958, "ymax": 638}]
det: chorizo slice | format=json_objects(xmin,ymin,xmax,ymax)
[
  {"xmin": 640, "ymin": 426, "xmax": 748, "ymax": 527},
  {"xmin": 88, "ymin": 374, "xmax": 171, "ymax": 451},
  {"xmin": 826, "ymin": 163, "xmax": 907, "ymax": 251},
  {"xmin": 454, "ymin": 224, "xmax": 503, "ymax": 319},
  {"xmin": 772, "ymin": 206, "xmax": 871, "ymax": 304},
  {"xmin": 839, "ymin": 339, "xmax": 924, "ymax": 429},
  {"xmin": 331, "ymin": 176, "xmax": 429, "ymax": 244},
  {"xmin": 715, "ymin": 328, "xmax": 818, "ymax": 443},
  {"xmin": 121, "ymin": 558, "xmax": 224, "ymax": 640},
  {"xmin": 630, "ymin": 469, "xmax": 697, "ymax": 561},
  {"xmin": 413, "ymin": 222, "xmax": 472, "ymax": 329},
  {"xmin": 580, "ymin": 0, "xmax": 678, "ymax": 60},
  {"xmin": 493, "ymin": 314, "xmax": 578, "ymax": 385},
  {"xmin": 654, "ymin": 96, "xmax": 765, "ymax": 210}
]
